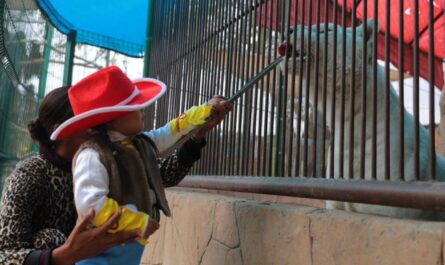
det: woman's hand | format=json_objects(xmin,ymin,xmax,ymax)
[
  {"xmin": 52, "ymin": 209, "xmax": 139, "ymax": 265},
  {"xmin": 194, "ymin": 96, "xmax": 233, "ymax": 139},
  {"xmin": 142, "ymin": 217, "xmax": 160, "ymax": 240}
]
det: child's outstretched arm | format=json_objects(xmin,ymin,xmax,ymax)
[
  {"xmin": 144, "ymin": 103, "xmax": 213, "ymax": 153},
  {"xmin": 145, "ymin": 96, "xmax": 232, "ymax": 154},
  {"xmin": 73, "ymin": 148, "xmax": 158, "ymax": 244}
]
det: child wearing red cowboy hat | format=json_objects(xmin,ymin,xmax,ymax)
[{"xmin": 50, "ymin": 66, "xmax": 215, "ymax": 265}]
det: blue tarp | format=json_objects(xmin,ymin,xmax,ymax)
[{"xmin": 36, "ymin": 0, "xmax": 153, "ymax": 57}]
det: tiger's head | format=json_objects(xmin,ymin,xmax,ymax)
[{"xmin": 278, "ymin": 20, "xmax": 379, "ymax": 99}]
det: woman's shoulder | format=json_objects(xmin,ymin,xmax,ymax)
[
  {"xmin": 15, "ymin": 154, "xmax": 53, "ymax": 172},
  {"xmin": 8, "ymin": 154, "xmax": 63, "ymax": 186}
]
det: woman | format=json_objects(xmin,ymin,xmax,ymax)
[{"xmin": 0, "ymin": 85, "xmax": 232, "ymax": 265}]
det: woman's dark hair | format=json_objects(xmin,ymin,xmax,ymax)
[{"xmin": 27, "ymin": 86, "xmax": 74, "ymax": 148}]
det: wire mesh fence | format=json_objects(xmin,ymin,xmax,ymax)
[
  {"xmin": 0, "ymin": 0, "xmax": 59, "ymax": 188},
  {"xmin": 0, "ymin": 0, "xmax": 145, "ymax": 189}
]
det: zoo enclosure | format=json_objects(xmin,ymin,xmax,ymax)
[
  {"xmin": 148, "ymin": 0, "xmax": 445, "ymax": 210},
  {"xmin": 1, "ymin": 0, "xmax": 444, "ymax": 211}
]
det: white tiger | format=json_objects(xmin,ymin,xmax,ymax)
[{"xmin": 280, "ymin": 20, "xmax": 445, "ymax": 219}]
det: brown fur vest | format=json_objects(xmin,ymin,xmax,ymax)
[{"xmin": 73, "ymin": 134, "xmax": 171, "ymax": 217}]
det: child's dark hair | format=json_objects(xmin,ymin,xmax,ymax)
[
  {"xmin": 27, "ymin": 86, "xmax": 74, "ymax": 148},
  {"xmin": 91, "ymin": 124, "xmax": 112, "ymax": 143}
]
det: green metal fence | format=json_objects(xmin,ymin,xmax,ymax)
[
  {"xmin": 0, "ymin": 0, "xmax": 67, "ymax": 189},
  {"xmin": 0, "ymin": 0, "xmax": 143, "ymax": 190}
]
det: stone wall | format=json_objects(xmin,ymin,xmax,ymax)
[{"xmin": 141, "ymin": 190, "xmax": 445, "ymax": 265}]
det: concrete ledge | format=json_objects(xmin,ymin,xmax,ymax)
[{"xmin": 141, "ymin": 190, "xmax": 445, "ymax": 265}]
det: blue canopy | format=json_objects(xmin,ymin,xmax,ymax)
[{"xmin": 36, "ymin": 0, "xmax": 160, "ymax": 57}]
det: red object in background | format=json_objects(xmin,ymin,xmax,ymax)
[
  {"xmin": 419, "ymin": 15, "xmax": 445, "ymax": 59},
  {"xmin": 356, "ymin": 0, "xmax": 443, "ymax": 44},
  {"xmin": 257, "ymin": 0, "xmax": 445, "ymax": 89}
]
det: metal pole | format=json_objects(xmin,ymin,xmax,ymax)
[
  {"xmin": 32, "ymin": 23, "xmax": 53, "ymax": 153},
  {"xmin": 37, "ymin": 24, "xmax": 53, "ymax": 112},
  {"xmin": 179, "ymin": 176, "xmax": 445, "ymax": 211},
  {"xmin": 143, "ymin": 0, "xmax": 155, "ymax": 77},
  {"xmin": 63, "ymin": 32, "xmax": 76, "ymax": 87},
  {"xmin": 427, "ymin": 0, "xmax": 436, "ymax": 179}
]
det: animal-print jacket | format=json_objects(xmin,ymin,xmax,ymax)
[{"xmin": 0, "ymin": 139, "xmax": 204, "ymax": 265}]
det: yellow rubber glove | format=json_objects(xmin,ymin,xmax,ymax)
[
  {"xmin": 169, "ymin": 104, "xmax": 213, "ymax": 135},
  {"xmin": 93, "ymin": 198, "xmax": 149, "ymax": 245}
]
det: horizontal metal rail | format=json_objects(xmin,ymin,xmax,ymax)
[{"xmin": 179, "ymin": 176, "xmax": 445, "ymax": 211}]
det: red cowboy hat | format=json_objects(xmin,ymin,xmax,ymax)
[{"xmin": 50, "ymin": 66, "xmax": 166, "ymax": 140}]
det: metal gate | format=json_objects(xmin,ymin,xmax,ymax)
[{"xmin": 148, "ymin": 0, "xmax": 445, "ymax": 211}]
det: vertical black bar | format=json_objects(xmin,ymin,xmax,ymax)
[
  {"xmin": 398, "ymin": 0, "xmax": 405, "ymax": 180},
  {"xmin": 312, "ymin": 0, "xmax": 321, "ymax": 177},
  {"xmin": 303, "ymin": 0, "xmax": 313, "ymax": 177},
  {"xmin": 263, "ymin": 0, "xmax": 274, "ymax": 176},
  {"xmin": 360, "ymin": 0, "xmax": 368, "ymax": 180},
  {"xmin": 339, "ymin": 0, "xmax": 347, "ymax": 179},
  {"xmin": 190, "ymin": 0, "xmax": 200, "ymax": 109},
  {"xmin": 295, "ymin": 0, "xmax": 306, "ymax": 177},
  {"xmin": 156, "ymin": 1, "xmax": 168, "ymax": 127},
  {"xmin": 176, "ymin": 0, "xmax": 185, "ymax": 115},
  {"xmin": 234, "ymin": 0, "xmax": 245, "ymax": 174},
  {"xmin": 253, "ymin": 0, "xmax": 263, "ymax": 175},
  {"xmin": 384, "ymin": 0, "xmax": 390, "ymax": 180},
  {"xmin": 329, "ymin": 0, "xmax": 338, "ymax": 179},
  {"xmin": 145, "ymin": 0, "xmax": 158, "ymax": 130},
  {"xmin": 284, "ymin": 0, "xmax": 298, "ymax": 177},
  {"xmin": 224, "ymin": 0, "xmax": 235, "ymax": 175},
  {"xmin": 230, "ymin": 0, "xmax": 238, "ymax": 175},
  {"xmin": 217, "ymin": 1, "xmax": 230, "ymax": 175},
  {"xmin": 201, "ymin": 0, "xmax": 217, "ymax": 174},
  {"xmin": 166, "ymin": 0, "xmax": 176, "ymax": 126},
  {"xmin": 220, "ymin": 0, "xmax": 229, "ymax": 175},
  {"xmin": 202, "ymin": 0, "xmax": 213, "ymax": 174},
  {"xmin": 277, "ymin": 0, "xmax": 288, "ymax": 177},
  {"xmin": 279, "ymin": 0, "xmax": 290, "ymax": 176},
  {"xmin": 180, "ymin": 0, "xmax": 191, "ymax": 114},
  {"xmin": 348, "ymin": 0, "xmax": 357, "ymax": 180},
  {"xmin": 215, "ymin": 0, "xmax": 227, "ymax": 174},
  {"xmin": 427, "ymin": 0, "xmax": 436, "ymax": 180},
  {"xmin": 243, "ymin": 0, "xmax": 253, "ymax": 176},
  {"xmin": 237, "ymin": 0, "xmax": 249, "ymax": 175},
  {"xmin": 242, "ymin": 0, "xmax": 255, "ymax": 175},
  {"xmin": 250, "ymin": 1, "xmax": 262, "ymax": 175},
  {"xmin": 215, "ymin": 0, "xmax": 227, "ymax": 175},
  {"xmin": 228, "ymin": 0, "xmax": 240, "ymax": 175},
  {"xmin": 371, "ymin": 0, "xmax": 378, "ymax": 180},
  {"xmin": 184, "ymin": 0, "xmax": 196, "ymax": 112},
  {"xmin": 165, "ymin": 0, "xmax": 174, "ymax": 125},
  {"xmin": 268, "ymin": 0, "xmax": 279, "ymax": 176},
  {"xmin": 321, "ymin": 0, "xmax": 329, "ymax": 178},
  {"xmin": 413, "ymin": 0, "xmax": 420, "ymax": 180},
  {"xmin": 289, "ymin": 0, "xmax": 299, "ymax": 177},
  {"xmin": 166, "ymin": 1, "xmax": 176, "ymax": 127}
]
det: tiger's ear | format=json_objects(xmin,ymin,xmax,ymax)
[
  {"xmin": 357, "ymin": 19, "xmax": 380, "ymax": 63},
  {"xmin": 357, "ymin": 19, "xmax": 380, "ymax": 43}
]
